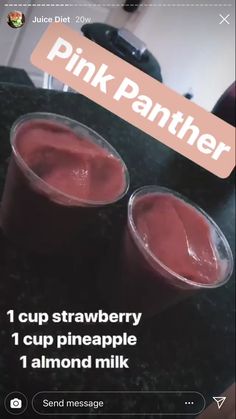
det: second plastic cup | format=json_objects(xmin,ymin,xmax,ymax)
[{"xmin": 119, "ymin": 186, "xmax": 233, "ymax": 317}]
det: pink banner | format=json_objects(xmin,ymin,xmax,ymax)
[{"xmin": 31, "ymin": 23, "xmax": 235, "ymax": 178}]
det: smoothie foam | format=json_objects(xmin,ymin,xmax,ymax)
[
  {"xmin": 15, "ymin": 120, "xmax": 126, "ymax": 204},
  {"xmin": 133, "ymin": 194, "xmax": 221, "ymax": 285}
]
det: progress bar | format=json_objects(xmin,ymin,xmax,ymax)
[{"xmin": 3, "ymin": 3, "xmax": 233, "ymax": 7}]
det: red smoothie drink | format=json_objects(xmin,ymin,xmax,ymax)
[
  {"xmin": 121, "ymin": 186, "xmax": 233, "ymax": 316},
  {"xmin": 0, "ymin": 113, "xmax": 129, "ymax": 252}
]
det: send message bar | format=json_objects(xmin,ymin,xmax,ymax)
[{"xmin": 32, "ymin": 391, "xmax": 206, "ymax": 415}]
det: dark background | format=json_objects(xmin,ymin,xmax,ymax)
[{"xmin": 0, "ymin": 81, "xmax": 235, "ymax": 419}]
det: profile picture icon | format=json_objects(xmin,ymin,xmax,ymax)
[{"xmin": 7, "ymin": 11, "xmax": 25, "ymax": 28}]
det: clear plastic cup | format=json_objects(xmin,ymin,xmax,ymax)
[
  {"xmin": 0, "ymin": 113, "xmax": 129, "ymax": 253},
  {"xmin": 120, "ymin": 186, "xmax": 234, "ymax": 317}
]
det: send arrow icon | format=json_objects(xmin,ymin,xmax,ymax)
[{"xmin": 213, "ymin": 396, "xmax": 226, "ymax": 410}]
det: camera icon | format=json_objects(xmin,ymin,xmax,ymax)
[
  {"xmin": 10, "ymin": 398, "xmax": 22, "ymax": 409},
  {"xmin": 5, "ymin": 392, "xmax": 28, "ymax": 415}
]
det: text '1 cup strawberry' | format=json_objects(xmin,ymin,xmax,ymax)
[
  {"xmin": 0, "ymin": 113, "xmax": 129, "ymax": 253},
  {"xmin": 121, "ymin": 186, "xmax": 234, "ymax": 317}
]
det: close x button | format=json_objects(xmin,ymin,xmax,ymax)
[{"xmin": 32, "ymin": 391, "xmax": 205, "ymax": 415}]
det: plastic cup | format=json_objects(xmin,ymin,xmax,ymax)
[
  {"xmin": 120, "ymin": 186, "xmax": 234, "ymax": 317},
  {"xmin": 0, "ymin": 113, "xmax": 129, "ymax": 253}
]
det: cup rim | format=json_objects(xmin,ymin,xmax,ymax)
[
  {"xmin": 10, "ymin": 112, "xmax": 130, "ymax": 206},
  {"xmin": 128, "ymin": 185, "xmax": 234, "ymax": 289}
]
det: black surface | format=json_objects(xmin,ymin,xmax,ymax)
[
  {"xmin": 0, "ymin": 66, "xmax": 34, "ymax": 87},
  {"xmin": 0, "ymin": 83, "xmax": 235, "ymax": 419}
]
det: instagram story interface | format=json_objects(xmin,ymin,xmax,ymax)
[{"xmin": 0, "ymin": 1, "xmax": 235, "ymax": 418}]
